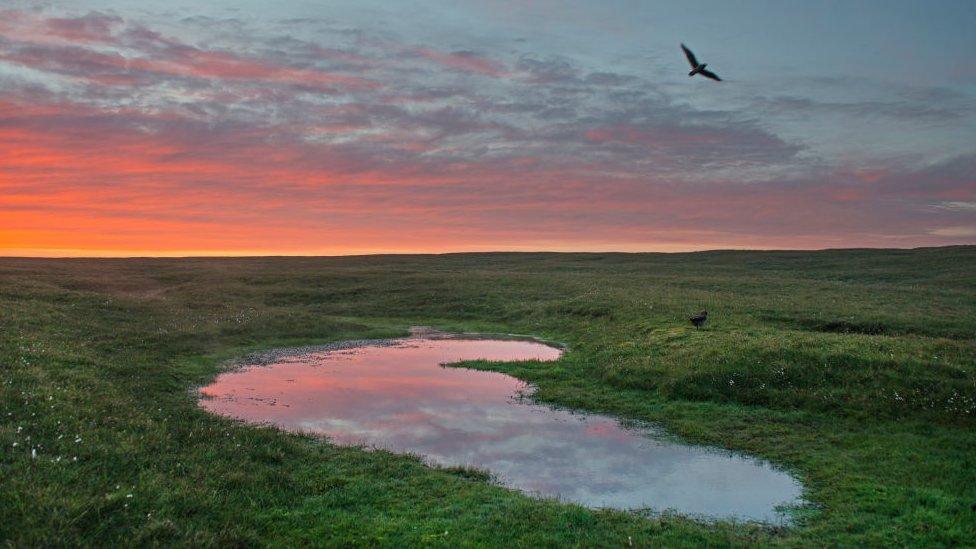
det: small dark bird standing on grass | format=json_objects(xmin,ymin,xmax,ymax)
[
  {"xmin": 690, "ymin": 310, "xmax": 708, "ymax": 328},
  {"xmin": 681, "ymin": 43, "xmax": 722, "ymax": 81}
]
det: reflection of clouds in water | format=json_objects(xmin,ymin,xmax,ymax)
[{"xmin": 202, "ymin": 337, "xmax": 802, "ymax": 521}]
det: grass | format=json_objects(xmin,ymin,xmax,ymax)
[{"xmin": 1, "ymin": 247, "xmax": 974, "ymax": 546}]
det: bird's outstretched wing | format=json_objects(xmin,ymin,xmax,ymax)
[
  {"xmin": 680, "ymin": 43, "xmax": 698, "ymax": 68},
  {"xmin": 699, "ymin": 69, "xmax": 722, "ymax": 81}
]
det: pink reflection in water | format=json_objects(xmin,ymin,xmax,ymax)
[{"xmin": 200, "ymin": 336, "xmax": 803, "ymax": 521}]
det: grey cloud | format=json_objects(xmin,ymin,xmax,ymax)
[
  {"xmin": 755, "ymin": 95, "xmax": 965, "ymax": 123},
  {"xmin": 0, "ymin": 7, "xmax": 817, "ymax": 181}
]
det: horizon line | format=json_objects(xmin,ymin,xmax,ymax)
[{"xmin": 2, "ymin": 244, "xmax": 972, "ymax": 260}]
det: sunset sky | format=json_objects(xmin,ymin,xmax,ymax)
[{"xmin": 2, "ymin": 0, "xmax": 974, "ymax": 256}]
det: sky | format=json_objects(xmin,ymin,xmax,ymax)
[{"xmin": 1, "ymin": 0, "xmax": 974, "ymax": 256}]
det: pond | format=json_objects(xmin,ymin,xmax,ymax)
[{"xmin": 199, "ymin": 333, "xmax": 803, "ymax": 522}]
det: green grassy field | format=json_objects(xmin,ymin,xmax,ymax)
[{"xmin": 2, "ymin": 248, "xmax": 975, "ymax": 546}]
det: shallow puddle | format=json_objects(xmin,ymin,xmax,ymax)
[{"xmin": 199, "ymin": 334, "xmax": 803, "ymax": 522}]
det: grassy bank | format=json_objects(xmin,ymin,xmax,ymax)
[{"xmin": 1, "ymin": 248, "xmax": 975, "ymax": 546}]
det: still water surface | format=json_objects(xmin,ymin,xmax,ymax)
[{"xmin": 200, "ymin": 335, "xmax": 803, "ymax": 522}]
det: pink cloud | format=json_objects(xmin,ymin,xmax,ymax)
[
  {"xmin": 412, "ymin": 48, "xmax": 508, "ymax": 77},
  {"xmin": 0, "ymin": 11, "xmax": 378, "ymax": 93},
  {"xmin": 147, "ymin": 48, "xmax": 379, "ymax": 90},
  {"xmin": 44, "ymin": 12, "xmax": 122, "ymax": 43}
]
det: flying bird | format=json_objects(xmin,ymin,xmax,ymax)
[{"xmin": 681, "ymin": 43, "xmax": 722, "ymax": 81}]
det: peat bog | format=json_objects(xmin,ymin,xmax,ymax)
[{"xmin": 1, "ymin": 248, "xmax": 975, "ymax": 545}]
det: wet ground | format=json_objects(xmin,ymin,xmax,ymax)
[{"xmin": 200, "ymin": 334, "xmax": 803, "ymax": 522}]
